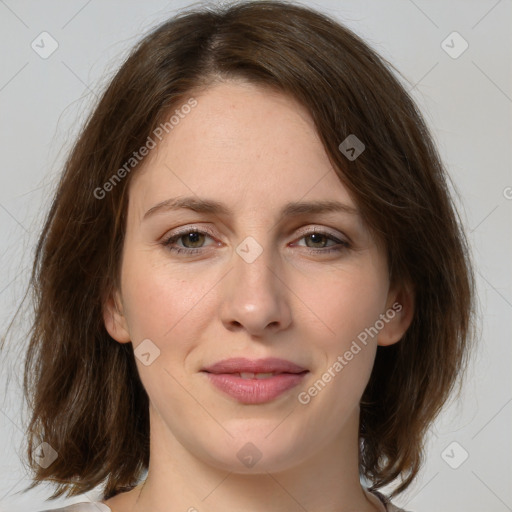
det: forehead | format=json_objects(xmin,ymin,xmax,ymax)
[{"xmin": 129, "ymin": 80, "xmax": 356, "ymax": 218}]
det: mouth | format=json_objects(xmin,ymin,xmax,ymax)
[{"xmin": 201, "ymin": 357, "xmax": 309, "ymax": 404}]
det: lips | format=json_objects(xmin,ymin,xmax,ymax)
[
  {"xmin": 202, "ymin": 357, "xmax": 308, "ymax": 375},
  {"xmin": 201, "ymin": 357, "xmax": 309, "ymax": 404}
]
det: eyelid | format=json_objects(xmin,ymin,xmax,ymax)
[
  {"xmin": 163, "ymin": 224, "xmax": 217, "ymax": 240},
  {"xmin": 292, "ymin": 225, "xmax": 350, "ymax": 245}
]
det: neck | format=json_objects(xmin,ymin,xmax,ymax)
[{"xmin": 112, "ymin": 403, "xmax": 385, "ymax": 512}]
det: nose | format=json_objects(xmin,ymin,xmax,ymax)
[{"xmin": 219, "ymin": 240, "xmax": 292, "ymax": 337}]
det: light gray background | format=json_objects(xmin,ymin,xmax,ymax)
[{"xmin": 0, "ymin": 1, "xmax": 510, "ymax": 511}]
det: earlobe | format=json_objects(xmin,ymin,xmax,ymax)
[
  {"xmin": 378, "ymin": 283, "xmax": 415, "ymax": 347},
  {"xmin": 102, "ymin": 289, "xmax": 131, "ymax": 343}
]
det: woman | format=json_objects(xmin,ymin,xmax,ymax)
[{"xmin": 17, "ymin": 1, "xmax": 474, "ymax": 511}]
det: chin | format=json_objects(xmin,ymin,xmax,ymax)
[{"xmin": 194, "ymin": 427, "xmax": 307, "ymax": 474}]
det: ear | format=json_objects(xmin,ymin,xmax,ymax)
[
  {"xmin": 102, "ymin": 287, "xmax": 131, "ymax": 343},
  {"xmin": 378, "ymin": 281, "xmax": 415, "ymax": 347}
]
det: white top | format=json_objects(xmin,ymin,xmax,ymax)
[{"xmin": 38, "ymin": 504, "xmax": 111, "ymax": 512}]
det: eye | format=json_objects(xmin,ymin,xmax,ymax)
[
  {"xmin": 162, "ymin": 228, "xmax": 216, "ymax": 255},
  {"xmin": 293, "ymin": 229, "xmax": 350, "ymax": 254}
]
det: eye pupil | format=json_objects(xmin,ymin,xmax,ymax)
[
  {"xmin": 183, "ymin": 232, "xmax": 204, "ymax": 247},
  {"xmin": 307, "ymin": 233, "xmax": 327, "ymax": 248}
]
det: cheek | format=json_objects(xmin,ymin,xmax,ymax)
[
  {"xmin": 295, "ymin": 259, "xmax": 389, "ymax": 348},
  {"xmin": 119, "ymin": 256, "xmax": 218, "ymax": 408},
  {"xmin": 120, "ymin": 251, "xmax": 217, "ymax": 347},
  {"xmin": 296, "ymin": 287, "xmax": 384, "ymax": 424},
  {"xmin": 293, "ymin": 256, "xmax": 388, "ymax": 404}
]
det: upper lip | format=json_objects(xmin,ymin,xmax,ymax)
[{"xmin": 202, "ymin": 357, "xmax": 308, "ymax": 374}]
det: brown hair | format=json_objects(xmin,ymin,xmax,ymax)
[{"xmin": 7, "ymin": 0, "xmax": 474, "ymax": 502}]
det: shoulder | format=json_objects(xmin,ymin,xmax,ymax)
[
  {"xmin": 387, "ymin": 503, "xmax": 412, "ymax": 512},
  {"xmin": 371, "ymin": 490, "xmax": 413, "ymax": 512},
  {"xmin": 35, "ymin": 502, "xmax": 111, "ymax": 512}
]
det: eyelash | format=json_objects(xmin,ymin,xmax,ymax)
[{"xmin": 161, "ymin": 227, "xmax": 350, "ymax": 256}]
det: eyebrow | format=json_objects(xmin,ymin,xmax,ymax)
[{"xmin": 143, "ymin": 196, "xmax": 358, "ymax": 221}]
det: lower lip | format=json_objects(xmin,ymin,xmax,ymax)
[{"xmin": 203, "ymin": 372, "xmax": 308, "ymax": 404}]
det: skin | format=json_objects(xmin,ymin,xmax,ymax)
[{"xmin": 102, "ymin": 80, "xmax": 414, "ymax": 512}]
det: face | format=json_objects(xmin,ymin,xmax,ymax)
[{"xmin": 104, "ymin": 80, "xmax": 412, "ymax": 474}]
